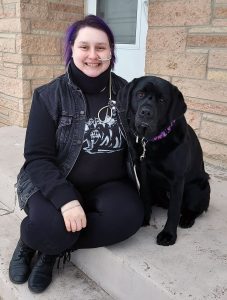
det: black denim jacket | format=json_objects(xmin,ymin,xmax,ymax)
[{"xmin": 16, "ymin": 70, "xmax": 136, "ymax": 210}]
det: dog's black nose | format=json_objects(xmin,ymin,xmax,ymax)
[{"xmin": 140, "ymin": 107, "xmax": 153, "ymax": 118}]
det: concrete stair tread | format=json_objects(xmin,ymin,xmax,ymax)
[
  {"xmin": 71, "ymin": 163, "xmax": 227, "ymax": 299},
  {"xmin": 1, "ymin": 126, "xmax": 227, "ymax": 300}
]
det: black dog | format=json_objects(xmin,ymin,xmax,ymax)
[{"xmin": 117, "ymin": 76, "xmax": 210, "ymax": 246}]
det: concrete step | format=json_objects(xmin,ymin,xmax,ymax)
[
  {"xmin": 72, "ymin": 169, "xmax": 227, "ymax": 300},
  {"xmin": 1, "ymin": 126, "xmax": 227, "ymax": 300}
]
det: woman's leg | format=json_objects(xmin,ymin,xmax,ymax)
[
  {"xmin": 21, "ymin": 179, "xmax": 143, "ymax": 253},
  {"xmin": 15, "ymin": 191, "xmax": 81, "ymax": 293},
  {"xmin": 21, "ymin": 191, "xmax": 80, "ymax": 255},
  {"xmin": 9, "ymin": 191, "xmax": 67, "ymax": 288},
  {"xmin": 75, "ymin": 179, "xmax": 144, "ymax": 249},
  {"xmin": 10, "ymin": 179, "xmax": 143, "ymax": 292}
]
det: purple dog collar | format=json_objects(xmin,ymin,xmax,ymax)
[
  {"xmin": 139, "ymin": 120, "xmax": 176, "ymax": 161},
  {"xmin": 149, "ymin": 120, "xmax": 176, "ymax": 142}
]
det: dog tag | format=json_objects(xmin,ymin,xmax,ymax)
[{"xmin": 140, "ymin": 140, "xmax": 147, "ymax": 161}]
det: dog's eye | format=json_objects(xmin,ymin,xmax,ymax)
[{"xmin": 137, "ymin": 91, "xmax": 145, "ymax": 99}]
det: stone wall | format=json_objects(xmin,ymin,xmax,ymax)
[
  {"xmin": 146, "ymin": 0, "xmax": 227, "ymax": 168},
  {"xmin": 0, "ymin": 0, "xmax": 84, "ymax": 127},
  {"xmin": 1, "ymin": 0, "xmax": 226, "ymax": 167}
]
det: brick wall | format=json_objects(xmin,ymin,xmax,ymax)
[
  {"xmin": 0, "ymin": 0, "xmax": 84, "ymax": 127},
  {"xmin": 146, "ymin": 0, "xmax": 227, "ymax": 168}
]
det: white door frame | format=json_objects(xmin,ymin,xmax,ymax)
[{"xmin": 85, "ymin": 0, "xmax": 148, "ymax": 80}]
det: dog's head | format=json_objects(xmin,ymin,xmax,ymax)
[{"xmin": 117, "ymin": 76, "xmax": 187, "ymax": 139}]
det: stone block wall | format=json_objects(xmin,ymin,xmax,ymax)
[
  {"xmin": 146, "ymin": 0, "xmax": 227, "ymax": 168},
  {"xmin": 0, "ymin": 0, "xmax": 84, "ymax": 127},
  {"xmin": 1, "ymin": 0, "xmax": 226, "ymax": 167}
]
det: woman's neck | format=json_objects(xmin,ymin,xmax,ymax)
[{"xmin": 69, "ymin": 59, "xmax": 111, "ymax": 94}]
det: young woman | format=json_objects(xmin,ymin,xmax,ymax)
[{"xmin": 9, "ymin": 15, "xmax": 144, "ymax": 293}]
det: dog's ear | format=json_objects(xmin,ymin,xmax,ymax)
[
  {"xmin": 168, "ymin": 85, "xmax": 187, "ymax": 122},
  {"xmin": 116, "ymin": 79, "xmax": 138, "ymax": 115}
]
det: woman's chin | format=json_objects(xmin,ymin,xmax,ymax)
[
  {"xmin": 84, "ymin": 70, "xmax": 101, "ymax": 77},
  {"xmin": 83, "ymin": 66, "xmax": 108, "ymax": 77}
]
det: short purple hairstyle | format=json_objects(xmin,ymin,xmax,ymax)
[{"xmin": 64, "ymin": 14, "xmax": 116, "ymax": 69}]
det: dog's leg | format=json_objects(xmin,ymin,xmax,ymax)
[
  {"xmin": 157, "ymin": 180, "xmax": 184, "ymax": 246},
  {"xmin": 179, "ymin": 178, "xmax": 210, "ymax": 228}
]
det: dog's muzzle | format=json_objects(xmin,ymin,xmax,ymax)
[
  {"xmin": 135, "ymin": 106, "xmax": 157, "ymax": 138},
  {"xmin": 135, "ymin": 121, "xmax": 157, "ymax": 139}
]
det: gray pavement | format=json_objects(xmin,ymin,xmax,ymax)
[{"xmin": 0, "ymin": 126, "xmax": 227, "ymax": 300}]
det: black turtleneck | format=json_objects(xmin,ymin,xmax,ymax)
[
  {"xmin": 69, "ymin": 59, "xmax": 111, "ymax": 94},
  {"xmin": 67, "ymin": 59, "xmax": 127, "ymax": 193}
]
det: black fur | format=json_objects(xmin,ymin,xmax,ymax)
[{"xmin": 117, "ymin": 76, "xmax": 210, "ymax": 246}]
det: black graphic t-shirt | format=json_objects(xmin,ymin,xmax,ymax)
[{"xmin": 68, "ymin": 83, "xmax": 128, "ymax": 193}]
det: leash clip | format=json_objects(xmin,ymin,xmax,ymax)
[{"xmin": 140, "ymin": 138, "xmax": 147, "ymax": 161}]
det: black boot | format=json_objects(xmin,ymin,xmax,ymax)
[
  {"xmin": 28, "ymin": 253, "xmax": 57, "ymax": 293},
  {"xmin": 9, "ymin": 239, "xmax": 36, "ymax": 284}
]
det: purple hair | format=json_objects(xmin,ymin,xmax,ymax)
[{"xmin": 64, "ymin": 14, "xmax": 116, "ymax": 69}]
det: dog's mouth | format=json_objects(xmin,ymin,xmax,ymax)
[
  {"xmin": 137, "ymin": 124, "xmax": 147, "ymax": 137},
  {"xmin": 135, "ymin": 122, "xmax": 157, "ymax": 139}
]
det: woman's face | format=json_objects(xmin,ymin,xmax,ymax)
[{"xmin": 72, "ymin": 26, "xmax": 111, "ymax": 77}]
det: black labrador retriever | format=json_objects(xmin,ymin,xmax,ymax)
[{"xmin": 117, "ymin": 76, "xmax": 210, "ymax": 246}]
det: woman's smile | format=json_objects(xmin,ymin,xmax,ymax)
[
  {"xmin": 72, "ymin": 27, "xmax": 111, "ymax": 77},
  {"xmin": 84, "ymin": 62, "xmax": 101, "ymax": 67}
]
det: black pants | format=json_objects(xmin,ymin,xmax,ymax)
[{"xmin": 21, "ymin": 179, "xmax": 144, "ymax": 255}]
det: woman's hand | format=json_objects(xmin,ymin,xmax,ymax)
[{"xmin": 61, "ymin": 200, "xmax": 87, "ymax": 232}]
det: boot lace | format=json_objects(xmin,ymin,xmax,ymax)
[{"xmin": 57, "ymin": 250, "xmax": 71, "ymax": 270}]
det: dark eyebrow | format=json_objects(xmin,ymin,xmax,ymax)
[
  {"xmin": 96, "ymin": 42, "xmax": 108, "ymax": 46},
  {"xmin": 78, "ymin": 41, "xmax": 108, "ymax": 46},
  {"xmin": 78, "ymin": 41, "xmax": 88, "ymax": 45}
]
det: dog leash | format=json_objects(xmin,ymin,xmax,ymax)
[
  {"xmin": 97, "ymin": 72, "xmax": 117, "ymax": 123},
  {"xmin": 136, "ymin": 136, "xmax": 147, "ymax": 161},
  {"xmin": 140, "ymin": 138, "xmax": 148, "ymax": 161}
]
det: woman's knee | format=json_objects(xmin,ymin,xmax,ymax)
[
  {"xmin": 21, "ymin": 214, "xmax": 80, "ymax": 254},
  {"xmin": 21, "ymin": 193, "xmax": 79, "ymax": 254}
]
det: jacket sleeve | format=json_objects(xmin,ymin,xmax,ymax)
[{"xmin": 24, "ymin": 89, "xmax": 82, "ymax": 210}]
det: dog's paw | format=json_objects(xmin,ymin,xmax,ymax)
[
  {"xmin": 156, "ymin": 230, "xmax": 177, "ymax": 246},
  {"xmin": 179, "ymin": 216, "xmax": 195, "ymax": 228},
  {"xmin": 179, "ymin": 210, "xmax": 198, "ymax": 228}
]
